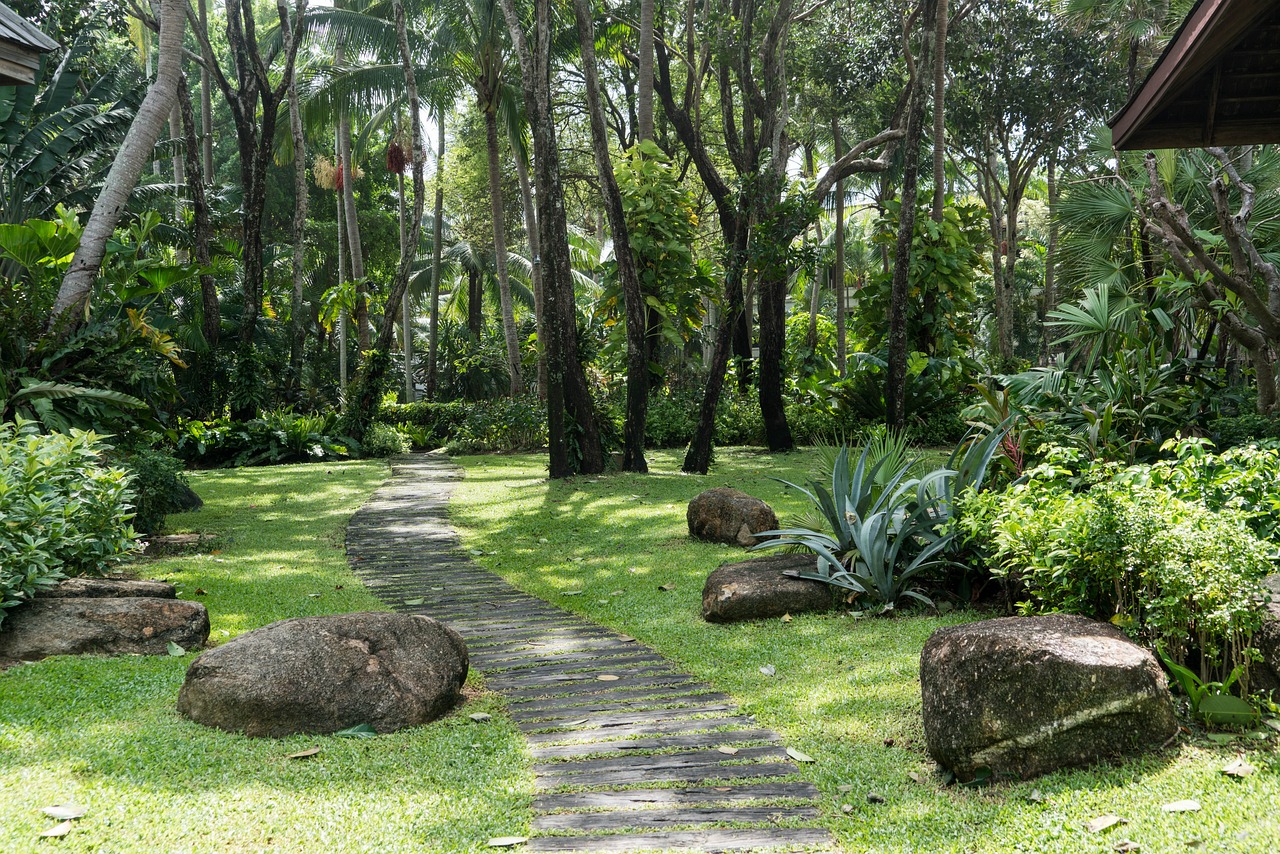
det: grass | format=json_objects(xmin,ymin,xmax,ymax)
[
  {"xmin": 0, "ymin": 460, "xmax": 532, "ymax": 853},
  {"xmin": 449, "ymin": 447, "xmax": 1280, "ymax": 854}
]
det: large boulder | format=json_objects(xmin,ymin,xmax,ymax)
[
  {"xmin": 703, "ymin": 554, "xmax": 832, "ymax": 623},
  {"xmin": 687, "ymin": 488, "xmax": 779, "ymax": 547},
  {"xmin": 177, "ymin": 612, "xmax": 468, "ymax": 737},
  {"xmin": 1253, "ymin": 575, "xmax": 1280, "ymax": 694},
  {"xmin": 920, "ymin": 614, "xmax": 1178, "ymax": 782},
  {"xmin": 0, "ymin": 596, "xmax": 209, "ymax": 661}
]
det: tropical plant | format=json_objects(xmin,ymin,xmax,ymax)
[{"xmin": 1157, "ymin": 647, "xmax": 1258, "ymax": 728}]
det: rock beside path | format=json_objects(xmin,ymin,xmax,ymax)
[
  {"xmin": 41, "ymin": 578, "xmax": 177, "ymax": 599},
  {"xmin": 687, "ymin": 488, "xmax": 779, "ymax": 547},
  {"xmin": 177, "ymin": 612, "xmax": 468, "ymax": 737},
  {"xmin": 702, "ymin": 554, "xmax": 832, "ymax": 623},
  {"xmin": 0, "ymin": 596, "xmax": 209, "ymax": 661},
  {"xmin": 920, "ymin": 614, "xmax": 1178, "ymax": 782}
]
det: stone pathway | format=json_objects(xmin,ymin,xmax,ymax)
[{"xmin": 346, "ymin": 454, "xmax": 836, "ymax": 853}]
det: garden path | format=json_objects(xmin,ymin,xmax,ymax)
[{"xmin": 346, "ymin": 453, "xmax": 836, "ymax": 853}]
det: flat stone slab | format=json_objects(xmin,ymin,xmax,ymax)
[
  {"xmin": 178, "ymin": 611, "xmax": 467, "ymax": 737},
  {"xmin": 702, "ymin": 554, "xmax": 832, "ymax": 623},
  {"xmin": 42, "ymin": 578, "xmax": 176, "ymax": 599},
  {"xmin": 921, "ymin": 614, "xmax": 1178, "ymax": 782},
  {"xmin": 0, "ymin": 596, "xmax": 209, "ymax": 661}
]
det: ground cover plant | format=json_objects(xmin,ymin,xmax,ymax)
[
  {"xmin": 0, "ymin": 461, "xmax": 530, "ymax": 853},
  {"xmin": 449, "ymin": 448, "xmax": 1280, "ymax": 853}
]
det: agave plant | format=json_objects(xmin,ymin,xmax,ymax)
[{"xmin": 752, "ymin": 428, "xmax": 1006, "ymax": 612}]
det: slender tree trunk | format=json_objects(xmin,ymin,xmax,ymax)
[
  {"xmin": 887, "ymin": 0, "xmax": 936, "ymax": 429},
  {"xmin": 467, "ymin": 268, "xmax": 483, "ymax": 336},
  {"xmin": 757, "ymin": 267, "xmax": 793, "ymax": 450},
  {"xmin": 483, "ymin": 105, "xmax": 524, "ymax": 395},
  {"xmin": 833, "ymin": 120, "xmax": 847, "ymax": 377},
  {"xmin": 198, "ymin": 0, "xmax": 213, "ymax": 176},
  {"xmin": 337, "ymin": 130, "xmax": 348, "ymax": 395},
  {"xmin": 1042, "ymin": 146, "xmax": 1059, "ymax": 366},
  {"xmin": 170, "ymin": 104, "xmax": 185, "ymax": 215},
  {"xmin": 398, "ymin": 170, "xmax": 414, "ymax": 402},
  {"xmin": 636, "ymin": 0, "xmax": 655, "ymax": 142},
  {"xmin": 514, "ymin": 149, "xmax": 547, "ymax": 399},
  {"xmin": 285, "ymin": 1, "xmax": 309, "ymax": 391},
  {"xmin": 338, "ymin": 112, "xmax": 369, "ymax": 353},
  {"xmin": 931, "ymin": 0, "xmax": 948, "ymax": 221},
  {"xmin": 573, "ymin": 0, "xmax": 648, "ymax": 472},
  {"xmin": 426, "ymin": 118, "xmax": 445, "ymax": 400},
  {"xmin": 52, "ymin": 0, "xmax": 185, "ymax": 330},
  {"xmin": 500, "ymin": 0, "xmax": 605, "ymax": 476},
  {"xmin": 178, "ymin": 72, "xmax": 219, "ymax": 414}
]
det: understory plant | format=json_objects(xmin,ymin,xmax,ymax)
[
  {"xmin": 752, "ymin": 427, "xmax": 1005, "ymax": 612},
  {"xmin": 957, "ymin": 442, "xmax": 1273, "ymax": 688},
  {"xmin": 0, "ymin": 421, "xmax": 140, "ymax": 626}
]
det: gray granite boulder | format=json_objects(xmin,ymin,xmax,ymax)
[
  {"xmin": 0, "ymin": 595, "xmax": 208, "ymax": 661},
  {"xmin": 687, "ymin": 488, "xmax": 779, "ymax": 547},
  {"xmin": 921, "ymin": 614, "xmax": 1178, "ymax": 782},
  {"xmin": 703, "ymin": 554, "xmax": 833, "ymax": 623},
  {"xmin": 177, "ymin": 612, "xmax": 468, "ymax": 737}
]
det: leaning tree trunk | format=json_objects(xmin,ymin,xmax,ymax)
[
  {"xmin": 51, "ymin": 0, "xmax": 185, "ymax": 330},
  {"xmin": 573, "ymin": 0, "xmax": 648, "ymax": 472},
  {"xmin": 483, "ymin": 104, "xmax": 524, "ymax": 396}
]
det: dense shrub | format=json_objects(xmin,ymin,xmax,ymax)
[
  {"xmin": 362, "ymin": 423, "xmax": 410, "ymax": 458},
  {"xmin": 116, "ymin": 448, "xmax": 197, "ymax": 534},
  {"xmin": 1207, "ymin": 413, "xmax": 1280, "ymax": 449},
  {"xmin": 444, "ymin": 396, "xmax": 547, "ymax": 454},
  {"xmin": 173, "ymin": 409, "xmax": 350, "ymax": 467},
  {"xmin": 0, "ymin": 423, "xmax": 140, "ymax": 627},
  {"xmin": 957, "ymin": 444, "xmax": 1275, "ymax": 685},
  {"xmin": 378, "ymin": 400, "xmax": 471, "ymax": 448}
]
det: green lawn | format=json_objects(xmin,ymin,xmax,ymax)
[
  {"xmin": 0, "ymin": 461, "xmax": 531, "ymax": 853},
  {"xmin": 449, "ymin": 448, "xmax": 1280, "ymax": 854}
]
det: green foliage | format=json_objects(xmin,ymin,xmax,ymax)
[
  {"xmin": 173, "ymin": 409, "xmax": 350, "ymax": 468},
  {"xmin": 0, "ymin": 421, "xmax": 140, "ymax": 627},
  {"xmin": 1208, "ymin": 413, "xmax": 1280, "ymax": 449},
  {"xmin": 858, "ymin": 201, "xmax": 986, "ymax": 358},
  {"xmin": 752, "ymin": 430, "xmax": 1003, "ymax": 611},
  {"xmin": 1157, "ymin": 648, "xmax": 1258, "ymax": 728},
  {"xmin": 444, "ymin": 396, "xmax": 547, "ymax": 455},
  {"xmin": 957, "ymin": 445, "xmax": 1273, "ymax": 684},
  {"xmin": 115, "ymin": 448, "xmax": 195, "ymax": 534},
  {"xmin": 361, "ymin": 422, "xmax": 410, "ymax": 458}
]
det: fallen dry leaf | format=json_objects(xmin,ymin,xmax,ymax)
[
  {"xmin": 658, "ymin": 584, "xmax": 675, "ymax": 592},
  {"xmin": 618, "ymin": 636, "xmax": 636, "ymax": 643},
  {"xmin": 781, "ymin": 613, "xmax": 792, "ymax": 623},
  {"xmin": 837, "ymin": 784, "xmax": 854, "ymax": 793},
  {"xmin": 287, "ymin": 747, "xmax": 321, "ymax": 760},
  {"xmin": 469, "ymin": 713, "xmax": 492, "ymax": 722},
  {"xmin": 1223, "ymin": 758, "xmax": 1256, "ymax": 778},
  {"xmin": 1085, "ymin": 815, "xmax": 1126, "ymax": 834},
  {"xmin": 717, "ymin": 746, "xmax": 740, "ymax": 755},
  {"xmin": 786, "ymin": 747, "xmax": 815, "ymax": 763},
  {"xmin": 486, "ymin": 837, "xmax": 528, "ymax": 848},
  {"xmin": 759, "ymin": 664, "xmax": 776, "ymax": 677},
  {"xmin": 841, "ymin": 803, "xmax": 853, "ymax": 814},
  {"xmin": 596, "ymin": 674, "xmax": 620, "ymax": 682},
  {"xmin": 1113, "ymin": 841, "xmax": 1141, "ymax": 852},
  {"xmin": 564, "ymin": 719, "xmax": 589, "ymax": 727},
  {"xmin": 1162, "ymin": 800, "xmax": 1201, "ymax": 813},
  {"xmin": 907, "ymin": 772, "xmax": 923, "ymax": 784},
  {"xmin": 39, "ymin": 821, "xmax": 74, "ymax": 838},
  {"xmin": 40, "ymin": 805, "xmax": 86, "ymax": 821}
]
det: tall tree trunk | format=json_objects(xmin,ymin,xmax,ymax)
[
  {"xmin": 499, "ymin": 0, "xmax": 605, "ymax": 477},
  {"xmin": 467, "ymin": 268, "xmax": 483, "ymax": 336},
  {"xmin": 337, "ymin": 130, "xmax": 348, "ymax": 395},
  {"xmin": 338, "ymin": 111, "xmax": 369, "ymax": 353},
  {"xmin": 169, "ymin": 104, "xmax": 185, "ymax": 214},
  {"xmin": 178, "ymin": 71, "xmax": 219, "ymax": 414},
  {"xmin": 514, "ymin": 147, "xmax": 546, "ymax": 399},
  {"xmin": 573, "ymin": 0, "xmax": 648, "ymax": 472},
  {"xmin": 483, "ymin": 105, "xmax": 525, "ymax": 395},
  {"xmin": 398, "ymin": 170, "xmax": 414, "ymax": 402},
  {"xmin": 52, "ymin": 0, "xmax": 185, "ymax": 330},
  {"xmin": 285, "ymin": 0, "xmax": 309, "ymax": 391},
  {"xmin": 931, "ymin": 0, "xmax": 949, "ymax": 221},
  {"xmin": 636, "ymin": 0, "xmax": 655, "ymax": 142},
  {"xmin": 887, "ymin": 0, "xmax": 936, "ymax": 429},
  {"xmin": 198, "ymin": 0, "xmax": 213, "ymax": 176},
  {"xmin": 833, "ymin": 118, "xmax": 847, "ymax": 376},
  {"xmin": 426, "ymin": 117, "xmax": 445, "ymax": 400},
  {"xmin": 1042, "ymin": 146, "xmax": 1058, "ymax": 366}
]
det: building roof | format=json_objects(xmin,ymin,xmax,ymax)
[
  {"xmin": 0, "ymin": 2, "xmax": 58, "ymax": 54},
  {"xmin": 1109, "ymin": 0, "xmax": 1280, "ymax": 150}
]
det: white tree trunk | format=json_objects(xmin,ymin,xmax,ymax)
[{"xmin": 52, "ymin": 0, "xmax": 185, "ymax": 329}]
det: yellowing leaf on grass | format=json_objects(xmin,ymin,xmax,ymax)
[
  {"xmin": 597, "ymin": 674, "xmax": 620, "ymax": 682},
  {"xmin": 564, "ymin": 719, "xmax": 589, "ymax": 727},
  {"xmin": 1223, "ymin": 758, "xmax": 1256, "ymax": 778},
  {"xmin": 487, "ymin": 837, "xmax": 528, "ymax": 848},
  {"xmin": 759, "ymin": 664, "xmax": 776, "ymax": 677},
  {"xmin": 717, "ymin": 746, "xmax": 740, "ymax": 755},
  {"xmin": 1113, "ymin": 841, "xmax": 1141, "ymax": 853},
  {"xmin": 786, "ymin": 747, "xmax": 815, "ymax": 763},
  {"xmin": 287, "ymin": 747, "xmax": 321, "ymax": 759},
  {"xmin": 1084, "ymin": 815, "xmax": 1126, "ymax": 833},
  {"xmin": 469, "ymin": 713, "xmax": 492, "ymax": 722},
  {"xmin": 40, "ymin": 805, "xmax": 86, "ymax": 821},
  {"xmin": 781, "ymin": 614, "xmax": 792, "ymax": 623}
]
